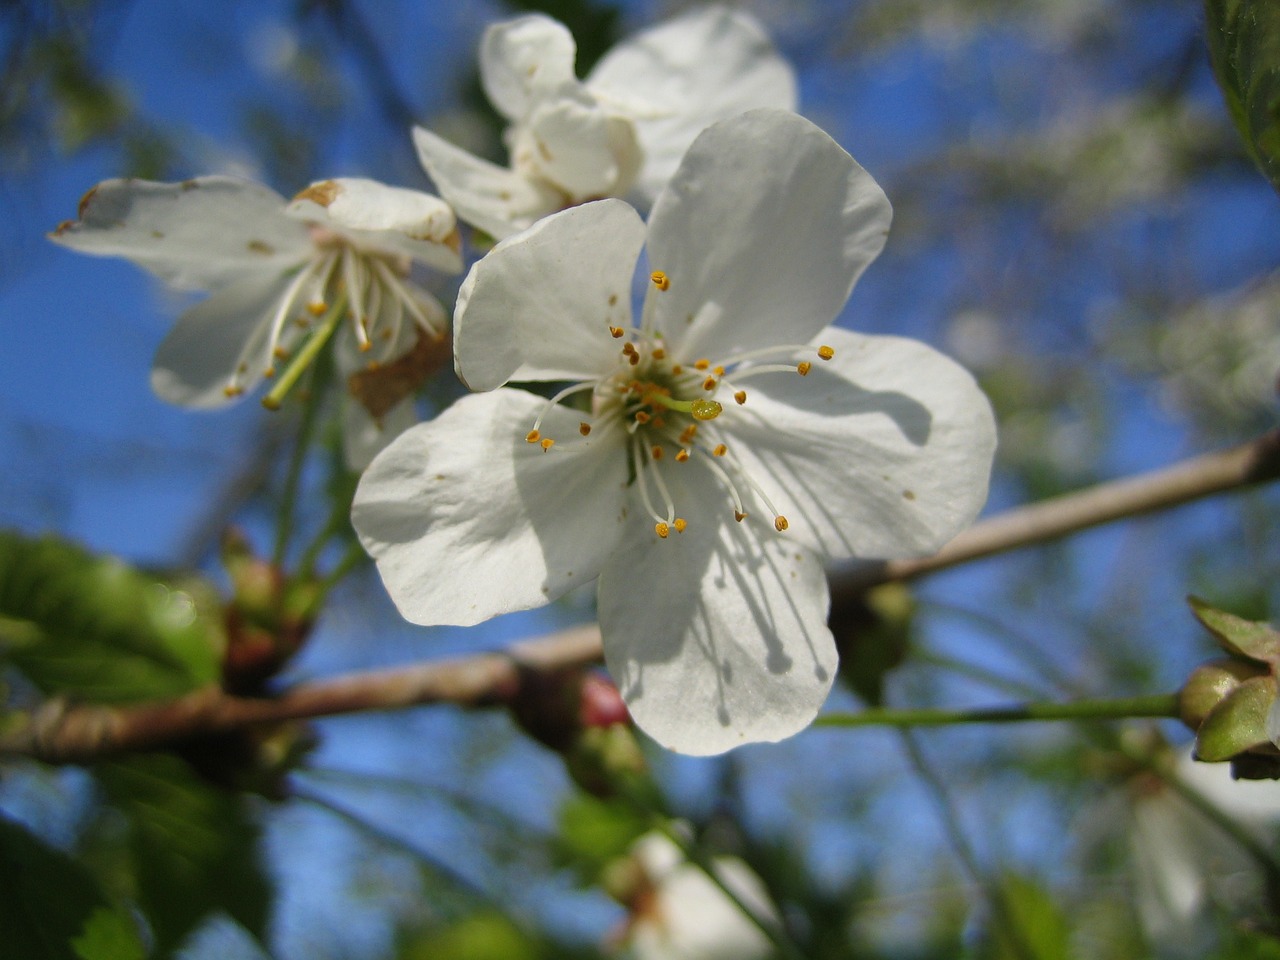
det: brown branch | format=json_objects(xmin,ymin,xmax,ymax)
[{"xmin": 5, "ymin": 430, "xmax": 1280, "ymax": 765}]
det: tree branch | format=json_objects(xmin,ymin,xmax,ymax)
[{"xmin": 4, "ymin": 430, "xmax": 1279, "ymax": 764}]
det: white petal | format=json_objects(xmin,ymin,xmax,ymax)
[
  {"xmin": 480, "ymin": 14, "xmax": 578, "ymax": 121},
  {"xmin": 287, "ymin": 178, "xmax": 463, "ymax": 274},
  {"xmin": 150, "ymin": 269, "xmax": 294, "ymax": 408},
  {"xmin": 598, "ymin": 465, "xmax": 836, "ymax": 755},
  {"xmin": 351, "ymin": 388, "xmax": 629, "ymax": 627},
  {"xmin": 719, "ymin": 328, "xmax": 996, "ymax": 560},
  {"xmin": 412, "ymin": 126, "xmax": 562, "ymax": 240},
  {"xmin": 453, "ymin": 199, "xmax": 643, "ymax": 391},
  {"xmin": 645, "ymin": 109, "xmax": 892, "ymax": 361},
  {"xmin": 588, "ymin": 7, "xmax": 797, "ymax": 203},
  {"xmin": 522, "ymin": 92, "xmax": 626, "ymax": 199},
  {"xmin": 50, "ymin": 176, "xmax": 310, "ymax": 290},
  {"xmin": 342, "ymin": 395, "xmax": 419, "ymax": 472}
]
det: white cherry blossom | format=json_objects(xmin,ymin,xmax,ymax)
[
  {"xmin": 51, "ymin": 175, "xmax": 462, "ymax": 468},
  {"xmin": 353, "ymin": 110, "xmax": 997, "ymax": 755},
  {"xmin": 412, "ymin": 6, "xmax": 796, "ymax": 239}
]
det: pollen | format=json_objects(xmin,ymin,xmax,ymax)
[
  {"xmin": 307, "ymin": 301, "xmax": 327, "ymax": 316},
  {"xmin": 650, "ymin": 270, "xmax": 670, "ymax": 291},
  {"xmin": 609, "ymin": 326, "xmax": 625, "ymax": 338},
  {"xmin": 526, "ymin": 430, "xmax": 541, "ymax": 443},
  {"xmin": 675, "ymin": 449, "xmax": 690, "ymax": 462},
  {"xmin": 774, "ymin": 516, "xmax": 790, "ymax": 532},
  {"xmin": 673, "ymin": 518, "xmax": 687, "ymax": 533},
  {"xmin": 818, "ymin": 344, "xmax": 835, "ymax": 360},
  {"xmin": 540, "ymin": 438, "xmax": 555, "ymax": 452},
  {"xmin": 734, "ymin": 390, "xmax": 747, "ymax": 405},
  {"xmin": 713, "ymin": 444, "xmax": 728, "ymax": 457},
  {"xmin": 579, "ymin": 422, "xmax": 592, "ymax": 436},
  {"xmin": 734, "ymin": 510, "xmax": 747, "ymax": 522},
  {"xmin": 694, "ymin": 359, "xmax": 710, "ymax": 371},
  {"xmin": 655, "ymin": 522, "xmax": 670, "ymax": 538},
  {"xmin": 796, "ymin": 361, "xmax": 812, "ymax": 375},
  {"xmin": 702, "ymin": 376, "xmax": 717, "ymax": 391}
]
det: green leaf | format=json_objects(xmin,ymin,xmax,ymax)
[
  {"xmin": 0, "ymin": 813, "xmax": 145, "ymax": 960},
  {"xmin": 399, "ymin": 912, "xmax": 546, "ymax": 960},
  {"xmin": 554, "ymin": 793, "xmax": 650, "ymax": 882},
  {"xmin": 0, "ymin": 531, "xmax": 223, "ymax": 703},
  {"xmin": 92, "ymin": 754, "xmax": 271, "ymax": 958},
  {"xmin": 1195, "ymin": 674, "xmax": 1277, "ymax": 761},
  {"xmin": 1189, "ymin": 596, "xmax": 1280, "ymax": 663},
  {"xmin": 1205, "ymin": 0, "xmax": 1280, "ymax": 194},
  {"xmin": 979, "ymin": 874, "xmax": 1071, "ymax": 960}
]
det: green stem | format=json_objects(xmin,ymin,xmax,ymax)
[
  {"xmin": 271, "ymin": 351, "xmax": 331, "ymax": 568},
  {"xmin": 816, "ymin": 693, "xmax": 1179, "ymax": 729},
  {"xmin": 649, "ymin": 817, "xmax": 806, "ymax": 960},
  {"xmin": 261, "ymin": 291, "xmax": 347, "ymax": 411}
]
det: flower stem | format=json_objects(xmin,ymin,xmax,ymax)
[
  {"xmin": 271, "ymin": 344, "xmax": 332, "ymax": 569},
  {"xmin": 816, "ymin": 693, "xmax": 1179, "ymax": 729},
  {"xmin": 261, "ymin": 291, "xmax": 347, "ymax": 411}
]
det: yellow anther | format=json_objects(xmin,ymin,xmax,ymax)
[
  {"xmin": 671, "ymin": 364, "xmax": 683, "ymax": 375},
  {"xmin": 579, "ymin": 422, "xmax": 592, "ymax": 436},
  {"xmin": 223, "ymin": 385, "xmax": 244, "ymax": 398},
  {"xmin": 691, "ymin": 399, "xmax": 722, "ymax": 421},
  {"xmin": 540, "ymin": 438, "xmax": 555, "ymax": 452},
  {"xmin": 714, "ymin": 365, "xmax": 725, "ymax": 376},
  {"xmin": 652, "ymin": 348, "xmax": 666, "ymax": 360},
  {"xmin": 673, "ymin": 518, "xmax": 687, "ymax": 533},
  {"xmin": 634, "ymin": 410, "xmax": 651, "ymax": 424},
  {"xmin": 359, "ymin": 341, "xmax": 372, "ymax": 353},
  {"xmin": 307, "ymin": 301, "xmax": 327, "ymax": 316},
  {"xmin": 702, "ymin": 376, "xmax": 717, "ymax": 391},
  {"xmin": 796, "ymin": 361, "xmax": 812, "ymax": 375},
  {"xmin": 734, "ymin": 510, "xmax": 747, "ymax": 522},
  {"xmin": 609, "ymin": 326, "xmax": 625, "ymax": 338},
  {"xmin": 734, "ymin": 390, "xmax": 747, "ymax": 405},
  {"xmin": 526, "ymin": 430, "xmax": 541, "ymax": 443},
  {"xmin": 273, "ymin": 347, "xmax": 290, "ymax": 360},
  {"xmin": 679, "ymin": 425, "xmax": 698, "ymax": 444},
  {"xmin": 650, "ymin": 445, "xmax": 664, "ymax": 460},
  {"xmin": 774, "ymin": 516, "xmax": 789, "ymax": 532},
  {"xmin": 713, "ymin": 444, "xmax": 728, "ymax": 457},
  {"xmin": 655, "ymin": 522, "xmax": 670, "ymax": 538},
  {"xmin": 694, "ymin": 359, "xmax": 710, "ymax": 371},
  {"xmin": 622, "ymin": 342, "xmax": 637, "ymax": 354},
  {"xmin": 818, "ymin": 344, "xmax": 835, "ymax": 360},
  {"xmin": 263, "ymin": 367, "xmax": 276, "ymax": 378},
  {"xmin": 650, "ymin": 271, "xmax": 670, "ymax": 291},
  {"xmin": 675, "ymin": 449, "xmax": 690, "ymax": 462},
  {"xmin": 628, "ymin": 353, "xmax": 640, "ymax": 366}
]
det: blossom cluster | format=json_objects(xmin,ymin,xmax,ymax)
[{"xmin": 50, "ymin": 8, "xmax": 997, "ymax": 756}]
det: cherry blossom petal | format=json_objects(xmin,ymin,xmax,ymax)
[
  {"xmin": 645, "ymin": 109, "xmax": 891, "ymax": 361},
  {"xmin": 287, "ymin": 178, "xmax": 463, "ymax": 274},
  {"xmin": 588, "ymin": 6, "xmax": 797, "ymax": 203},
  {"xmin": 719, "ymin": 328, "xmax": 996, "ymax": 560},
  {"xmin": 480, "ymin": 14, "xmax": 578, "ymax": 121},
  {"xmin": 413, "ymin": 126, "xmax": 563, "ymax": 239},
  {"xmin": 352, "ymin": 388, "xmax": 629, "ymax": 627},
  {"xmin": 50, "ymin": 176, "xmax": 311, "ymax": 290},
  {"xmin": 523, "ymin": 93, "xmax": 627, "ymax": 199},
  {"xmin": 598, "ymin": 464, "xmax": 836, "ymax": 755},
  {"xmin": 150, "ymin": 269, "xmax": 294, "ymax": 408},
  {"xmin": 454, "ymin": 199, "xmax": 644, "ymax": 390}
]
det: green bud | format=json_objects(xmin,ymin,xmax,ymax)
[{"xmin": 1178, "ymin": 657, "xmax": 1270, "ymax": 730}]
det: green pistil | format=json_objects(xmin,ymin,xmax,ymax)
[
  {"xmin": 261, "ymin": 291, "xmax": 348, "ymax": 411},
  {"xmin": 647, "ymin": 394, "xmax": 723, "ymax": 421}
]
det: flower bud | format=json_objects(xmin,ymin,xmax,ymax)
[{"xmin": 1178, "ymin": 657, "xmax": 1270, "ymax": 731}]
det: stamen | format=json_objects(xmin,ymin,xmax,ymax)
[
  {"xmin": 673, "ymin": 518, "xmax": 687, "ymax": 533},
  {"xmin": 734, "ymin": 511, "xmax": 747, "ymax": 522},
  {"xmin": 650, "ymin": 445, "xmax": 664, "ymax": 461},
  {"xmin": 713, "ymin": 443, "xmax": 728, "ymax": 456},
  {"xmin": 650, "ymin": 270, "xmax": 669, "ymax": 291},
  {"xmin": 679, "ymin": 424, "xmax": 698, "ymax": 444},
  {"xmin": 609, "ymin": 326, "xmax": 625, "ymax": 338},
  {"xmin": 540, "ymin": 438, "xmax": 555, "ymax": 452},
  {"xmin": 797, "ymin": 361, "xmax": 812, "ymax": 376},
  {"xmin": 694, "ymin": 359, "xmax": 710, "ymax": 371},
  {"xmin": 579, "ymin": 422, "xmax": 592, "ymax": 436},
  {"xmin": 526, "ymin": 430, "xmax": 540, "ymax": 443},
  {"xmin": 633, "ymin": 436, "xmax": 676, "ymax": 527},
  {"xmin": 655, "ymin": 522, "xmax": 670, "ymax": 539},
  {"xmin": 775, "ymin": 516, "xmax": 790, "ymax": 532},
  {"xmin": 530, "ymin": 380, "xmax": 597, "ymax": 437},
  {"xmin": 675, "ymin": 449, "xmax": 690, "ymax": 462},
  {"xmin": 818, "ymin": 344, "xmax": 835, "ymax": 360},
  {"xmin": 342, "ymin": 250, "xmax": 371, "ymax": 352},
  {"xmin": 652, "ymin": 348, "xmax": 666, "ymax": 360},
  {"xmin": 702, "ymin": 376, "xmax": 718, "ymax": 391},
  {"xmin": 734, "ymin": 390, "xmax": 747, "ymax": 405}
]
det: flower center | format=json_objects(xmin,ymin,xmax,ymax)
[
  {"xmin": 525, "ymin": 271, "xmax": 835, "ymax": 539},
  {"xmin": 226, "ymin": 237, "xmax": 446, "ymax": 409}
]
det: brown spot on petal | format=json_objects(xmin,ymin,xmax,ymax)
[
  {"xmin": 294, "ymin": 180, "xmax": 342, "ymax": 207},
  {"xmin": 76, "ymin": 185, "xmax": 100, "ymax": 218},
  {"xmin": 347, "ymin": 329, "xmax": 452, "ymax": 419},
  {"xmin": 247, "ymin": 240, "xmax": 274, "ymax": 255},
  {"xmin": 902, "ymin": 489, "xmax": 917, "ymax": 501},
  {"xmin": 51, "ymin": 219, "xmax": 75, "ymax": 236}
]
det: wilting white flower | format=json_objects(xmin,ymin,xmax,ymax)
[
  {"xmin": 1130, "ymin": 747, "xmax": 1280, "ymax": 952},
  {"xmin": 413, "ymin": 6, "xmax": 796, "ymax": 239},
  {"xmin": 616, "ymin": 829, "xmax": 777, "ymax": 960},
  {"xmin": 51, "ymin": 176, "xmax": 462, "ymax": 468},
  {"xmin": 353, "ymin": 110, "xmax": 996, "ymax": 755}
]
